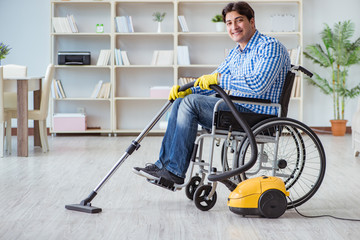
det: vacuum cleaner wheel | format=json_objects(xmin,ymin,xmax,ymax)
[{"xmin": 258, "ymin": 189, "xmax": 287, "ymax": 218}]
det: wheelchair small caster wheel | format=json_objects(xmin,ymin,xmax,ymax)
[
  {"xmin": 185, "ymin": 176, "xmax": 202, "ymax": 200},
  {"xmin": 193, "ymin": 185, "xmax": 217, "ymax": 211}
]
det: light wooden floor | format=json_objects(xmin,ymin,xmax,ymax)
[{"xmin": 1, "ymin": 133, "xmax": 360, "ymax": 240}]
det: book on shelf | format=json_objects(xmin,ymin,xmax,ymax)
[
  {"xmin": 51, "ymin": 79, "xmax": 66, "ymax": 99},
  {"xmin": 114, "ymin": 48, "xmax": 130, "ymax": 66},
  {"xmin": 288, "ymin": 46, "xmax": 301, "ymax": 65},
  {"xmin": 178, "ymin": 15, "xmax": 189, "ymax": 32},
  {"xmin": 177, "ymin": 46, "xmax": 190, "ymax": 65},
  {"xmin": 114, "ymin": 48, "xmax": 123, "ymax": 65},
  {"xmin": 97, "ymin": 49, "xmax": 111, "ymax": 66},
  {"xmin": 121, "ymin": 51, "xmax": 130, "ymax": 65},
  {"xmin": 151, "ymin": 50, "xmax": 174, "ymax": 66},
  {"xmin": 52, "ymin": 15, "xmax": 78, "ymax": 33},
  {"xmin": 90, "ymin": 80, "xmax": 111, "ymax": 99},
  {"xmin": 115, "ymin": 16, "xmax": 134, "ymax": 33},
  {"xmin": 57, "ymin": 79, "xmax": 66, "ymax": 98},
  {"xmin": 178, "ymin": 77, "xmax": 197, "ymax": 86},
  {"xmin": 91, "ymin": 80, "xmax": 103, "ymax": 98},
  {"xmin": 290, "ymin": 75, "xmax": 301, "ymax": 98}
]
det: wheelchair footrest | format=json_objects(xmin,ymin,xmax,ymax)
[{"xmin": 147, "ymin": 177, "xmax": 176, "ymax": 191}]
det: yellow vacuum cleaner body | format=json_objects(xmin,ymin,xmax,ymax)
[{"xmin": 228, "ymin": 176, "xmax": 289, "ymax": 218}]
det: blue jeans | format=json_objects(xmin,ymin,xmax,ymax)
[{"xmin": 155, "ymin": 94, "xmax": 253, "ymax": 178}]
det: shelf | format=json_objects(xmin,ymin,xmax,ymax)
[
  {"xmin": 51, "ymin": 0, "xmax": 303, "ymax": 134},
  {"xmin": 52, "ymin": 33, "xmax": 111, "ymax": 36}
]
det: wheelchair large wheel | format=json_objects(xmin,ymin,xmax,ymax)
[{"xmin": 237, "ymin": 118, "xmax": 326, "ymax": 209}]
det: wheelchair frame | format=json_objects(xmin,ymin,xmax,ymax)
[{"xmin": 181, "ymin": 66, "xmax": 326, "ymax": 211}]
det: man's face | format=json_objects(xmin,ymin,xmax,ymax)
[{"xmin": 225, "ymin": 11, "xmax": 255, "ymax": 49}]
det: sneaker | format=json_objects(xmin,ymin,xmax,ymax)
[
  {"xmin": 133, "ymin": 163, "xmax": 160, "ymax": 178},
  {"xmin": 156, "ymin": 168, "xmax": 184, "ymax": 185}
]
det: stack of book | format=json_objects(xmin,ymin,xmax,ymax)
[
  {"xmin": 114, "ymin": 48, "xmax": 130, "ymax": 65},
  {"xmin": 151, "ymin": 50, "xmax": 174, "ymax": 66},
  {"xmin": 51, "ymin": 79, "xmax": 66, "ymax": 99},
  {"xmin": 52, "ymin": 15, "xmax": 78, "ymax": 33},
  {"xmin": 91, "ymin": 80, "xmax": 111, "ymax": 99},
  {"xmin": 97, "ymin": 49, "xmax": 111, "ymax": 66},
  {"xmin": 115, "ymin": 16, "xmax": 134, "ymax": 33}
]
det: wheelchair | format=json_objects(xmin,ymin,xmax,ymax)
[{"xmin": 181, "ymin": 65, "xmax": 326, "ymax": 212}]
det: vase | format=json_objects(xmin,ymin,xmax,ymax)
[
  {"xmin": 157, "ymin": 22, "xmax": 162, "ymax": 33},
  {"xmin": 330, "ymin": 119, "xmax": 348, "ymax": 136},
  {"xmin": 215, "ymin": 22, "xmax": 225, "ymax": 32}
]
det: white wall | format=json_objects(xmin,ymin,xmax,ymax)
[
  {"xmin": 302, "ymin": 0, "xmax": 360, "ymax": 126},
  {"xmin": 0, "ymin": 0, "xmax": 360, "ymax": 127}
]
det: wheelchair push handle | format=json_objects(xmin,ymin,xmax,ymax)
[{"xmin": 292, "ymin": 65, "xmax": 313, "ymax": 78}]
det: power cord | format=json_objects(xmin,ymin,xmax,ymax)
[{"xmin": 287, "ymin": 197, "xmax": 360, "ymax": 222}]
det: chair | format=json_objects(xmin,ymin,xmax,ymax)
[
  {"xmin": 2, "ymin": 64, "xmax": 28, "ymax": 154},
  {"xmin": 3, "ymin": 64, "xmax": 28, "ymax": 109},
  {"xmin": 6, "ymin": 64, "xmax": 54, "ymax": 153},
  {"xmin": 0, "ymin": 66, "xmax": 10, "ymax": 157}
]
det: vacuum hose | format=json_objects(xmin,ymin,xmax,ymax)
[{"xmin": 178, "ymin": 83, "xmax": 258, "ymax": 182}]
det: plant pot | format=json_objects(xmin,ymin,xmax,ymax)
[
  {"xmin": 330, "ymin": 119, "xmax": 348, "ymax": 136},
  {"xmin": 157, "ymin": 22, "xmax": 162, "ymax": 33},
  {"xmin": 215, "ymin": 22, "xmax": 225, "ymax": 32}
]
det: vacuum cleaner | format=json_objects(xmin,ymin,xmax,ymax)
[{"xmin": 65, "ymin": 82, "xmax": 289, "ymax": 218}]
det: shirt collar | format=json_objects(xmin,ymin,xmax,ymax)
[{"xmin": 238, "ymin": 30, "xmax": 259, "ymax": 52}]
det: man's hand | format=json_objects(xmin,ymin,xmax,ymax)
[
  {"xmin": 168, "ymin": 85, "xmax": 192, "ymax": 101},
  {"xmin": 194, "ymin": 72, "xmax": 219, "ymax": 90}
]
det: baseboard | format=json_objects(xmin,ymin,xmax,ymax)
[
  {"xmin": 8, "ymin": 126, "xmax": 352, "ymax": 136},
  {"xmin": 310, "ymin": 126, "xmax": 352, "ymax": 134},
  {"xmin": 10, "ymin": 128, "xmax": 50, "ymax": 136}
]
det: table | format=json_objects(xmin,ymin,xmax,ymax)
[{"xmin": 4, "ymin": 77, "xmax": 43, "ymax": 157}]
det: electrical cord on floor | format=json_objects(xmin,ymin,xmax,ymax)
[{"xmin": 287, "ymin": 197, "xmax": 360, "ymax": 222}]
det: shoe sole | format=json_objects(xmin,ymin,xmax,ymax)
[{"xmin": 132, "ymin": 168, "xmax": 159, "ymax": 180}]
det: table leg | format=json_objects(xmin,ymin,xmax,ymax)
[
  {"xmin": 34, "ymin": 87, "xmax": 41, "ymax": 147},
  {"xmin": 17, "ymin": 80, "xmax": 28, "ymax": 157}
]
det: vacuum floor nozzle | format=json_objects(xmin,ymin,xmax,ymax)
[{"xmin": 65, "ymin": 204, "xmax": 102, "ymax": 214}]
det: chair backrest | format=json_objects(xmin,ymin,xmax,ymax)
[
  {"xmin": 3, "ymin": 64, "xmax": 27, "ymax": 78},
  {"xmin": 0, "ymin": 67, "xmax": 4, "ymax": 122},
  {"xmin": 3, "ymin": 64, "xmax": 27, "ymax": 109},
  {"xmin": 39, "ymin": 64, "xmax": 55, "ymax": 120},
  {"xmin": 279, "ymin": 70, "xmax": 296, "ymax": 117}
]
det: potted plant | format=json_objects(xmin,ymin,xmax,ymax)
[
  {"xmin": 153, "ymin": 12, "xmax": 166, "ymax": 33},
  {"xmin": 304, "ymin": 20, "xmax": 360, "ymax": 136},
  {"xmin": 211, "ymin": 14, "xmax": 225, "ymax": 32},
  {"xmin": 0, "ymin": 42, "xmax": 11, "ymax": 65}
]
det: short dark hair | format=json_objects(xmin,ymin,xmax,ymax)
[{"xmin": 222, "ymin": 1, "xmax": 255, "ymax": 23}]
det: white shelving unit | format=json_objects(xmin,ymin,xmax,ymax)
[{"xmin": 50, "ymin": 0, "xmax": 303, "ymax": 134}]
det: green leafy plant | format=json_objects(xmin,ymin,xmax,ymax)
[
  {"xmin": 152, "ymin": 12, "xmax": 166, "ymax": 22},
  {"xmin": 211, "ymin": 14, "xmax": 223, "ymax": 23},
  {"xmin": 304, "ymin": 20, "xmax": 360, "ymax": 120},
  {"xmin": 0, "ymin": 42, "xmax": 11, "ymax": 60}
]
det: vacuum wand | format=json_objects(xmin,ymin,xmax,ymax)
[{"xmin": 65, "ymin": 101, "xmax": 173, "ymax": 213}]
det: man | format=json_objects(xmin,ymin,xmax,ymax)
[{"xmin": 133, "ymin": 1, "xmax": 291, "ymax": 185}]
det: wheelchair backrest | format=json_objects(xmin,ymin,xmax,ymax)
[{"xmin": 279, "ymin": 70, "xmax": 296, "ymax": 117}]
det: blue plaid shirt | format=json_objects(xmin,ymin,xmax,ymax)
[{"xmin": 192, "ymin": 30, "xmax": 291, "ymax": 115}]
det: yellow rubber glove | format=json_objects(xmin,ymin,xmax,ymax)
[
  {"xmin": 194, "ymin": 72, "xmax": 219, "ymax": 90},
  {"xmin": 168, "ymin": 85, "xmax": 192, "ymax": 101}
]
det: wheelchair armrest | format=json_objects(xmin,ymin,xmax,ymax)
[{"xmin": 215, "ymin": 94, "xmax": 272, "ymax": 104}]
